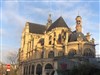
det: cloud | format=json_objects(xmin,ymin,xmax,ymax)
[{"xmin": 0, "ymin": 44, "xmax": 18, "ymax": 63}]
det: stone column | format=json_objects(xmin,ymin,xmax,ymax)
[
  {"xmin": 43, "ymin": 49, "xmax": 45, "ymax": 58},
  {"xmin": 65, "ymin": 32, "xmax": 68, "ymax": 55},
  {"xmin": 42, "ymin": 63, "xmax": 46, "ymax": 75},
  {"xmin": 34, "ymin": 64, "xmax": 37, "ymax": 75},
  {"xmin": 54, "ymin": 61, "xmax": 58, "ymax": 70},
  {"xmin": 54, "ymin": 42, "xmax": 57, "ymax": 57},
  {"xmin": 65, "ymin": 45, "xmax": 68, "ymax": 55}
]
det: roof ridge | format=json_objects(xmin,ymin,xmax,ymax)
[
  {"xmin": 46, "ymin": 16, "xmax": 70, "ymax": 32},
  {"xmin": 28, "ymin": 22, "xmax": 46, "ymax": 26}
]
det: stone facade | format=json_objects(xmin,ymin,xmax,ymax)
[{"xmin": 18, "ymin": 15, "xmax": 95, "ymax": 75}]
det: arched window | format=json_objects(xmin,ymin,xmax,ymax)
[
  {"xmin": 61, "ymin": 29, "xmax": 66, "ymax": 42},
  {"xmin": 36, "ymin": 64, "xmax": 42, "ymax": 75},
  {"xmin": 45, "ymin": 63, "xmax": 53, "ymax": 69},
  {"xmin": 31, "ymin": 38, "xmax": 34, "ymax": 50},
  {"xmin": 53, "ymin": 32, "xmax": 56, "ymax": 44},
  {"xmin": 58, "ymin": 51, "xmax": 64, "ymax": 56},
  {"xmin": 41, "ymin": 50, "xmax": 44, "ymax": 58},
  {"xmin": 45, "ymin": 64, "xmax": 53, "ymax": 75},
  {"xmin": 62, "ymin": 29, "xmax": 64, "ymax": 33},
  {"xmin": 48, "ymin": 51, "xmax": 54, "ymax": 58},
  {"xmin": 57, "ymin": 34, "xmax": 61, "ymax": 44},
  {"xmin": 54, "ymin": 32, "xmax": 56, "ymax": 37},
  {"xmin": 64, "ymin": 32, "xmax": 66, "ymax": 40},
  {"xmin": 68, "ymin": 49, "xmax": 76, "ymax": 57},
  {"xmin": 83, "ymin": 48, "xmax": 94, "ymax": 57},
  {"xmin": 49, "ymin": 36, "xmax": 52, "ymax": 45}
]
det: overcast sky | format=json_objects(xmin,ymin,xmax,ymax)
[{"xmin": 0, "ymin": 0, "xmax": 99, "ymax": 63}]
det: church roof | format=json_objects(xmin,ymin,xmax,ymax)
[
  {"xmin": 28, "ymin": 22, "xmax": 46, "ymax": 34},
  {"xmin": 46, "ymin": 16, "xmax": 70, "ymax": 31},
  {"xmin": 68, "ymin": 31, "xmax": 88, "ymax": 42}
]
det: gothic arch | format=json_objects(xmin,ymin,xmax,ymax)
[
  {"xmin": 48, "ymin": 51, "xmax": 54, "ymax": 58},
  {"xmin": 45, "ymin": 63, "xmax": 53, "ymax": 69},
  {"xmin": 83, "ymin": 48, "xmax": 94, "ymax": 57},
  {"xmin": 36, "ymin": 64, "xmax": 42, "ymax": 75},
  {"xmin": 68, "ymin": 49, "xmax": 76, "ymax": 57},
  {"xmin": 45, "ymin": 63, "xmax": 54, "ymax": 75}
]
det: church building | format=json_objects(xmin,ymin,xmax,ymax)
[{"xmin": 18, "ymin": 14, "xmax": 96, "ymax": 75}]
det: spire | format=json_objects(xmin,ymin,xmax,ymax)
[
  {"xmin": 46, "ymin": 14, "xmax": 52, "ymax": 29},
  {"xmin": 48, "ymin": 14, "xmax": 52, "ymax": 23}
]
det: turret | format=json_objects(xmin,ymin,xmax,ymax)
[{"xmin": 86, "ymin": 32, "xmax": 91, "ymax": 41}]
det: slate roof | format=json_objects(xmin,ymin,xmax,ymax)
[
  {"xmin": 28, "ymin": 22, "xmax": 46, "ymax": 34},
  {"xmin": 68, "ymin": 31, "xmax": 88, "ymax": 42},
  {"xmin": 46, "ymin": 16, "xmax": 70, "ymax": 31}
]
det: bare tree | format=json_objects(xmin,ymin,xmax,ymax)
[
  {"xmin": 6, "ymin": 50, "xmax": 18, "ymax": 75},
  {"xmin": 6, "ymin": 51, "xmax": 18, "ymax": 64}
]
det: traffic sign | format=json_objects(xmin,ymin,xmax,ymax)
[{"xmin": 6, "ymin": 64, "xmax": 10, "ymax": 71}]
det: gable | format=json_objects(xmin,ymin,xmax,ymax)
[{"xmin": 47, "ymin": 16, "xmax": 70, "ymax": 32}]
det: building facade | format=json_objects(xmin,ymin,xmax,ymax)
[{"xmin": 18, "ymin": 14, "xmax": 96, "ymax": 75}]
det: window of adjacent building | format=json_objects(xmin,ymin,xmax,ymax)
[{"xmin": 48, "ymin": 51, "xmax": 54, "ymax": 58}]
